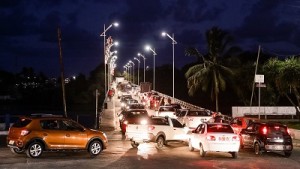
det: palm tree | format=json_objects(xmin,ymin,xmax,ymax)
[
  {"xmin": 185, "ymin": 27, "xmax": 236, "ymax": 112},
  {"xmin": 263, "ymin": 57, "xmax": 300, "ymax": 119}
]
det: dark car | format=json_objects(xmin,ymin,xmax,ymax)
[
  {"xmin": 125, "ymin": 103, "xmax": 145, "ymax": 110},
  {"xmin": 240, "ymin": 122, "xmax": 293, "ymax": 157},
  {"xmin": 118, "ymin": 109, "xmax": 149, "ymax": 134}
]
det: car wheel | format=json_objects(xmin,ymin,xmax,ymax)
[
  {"xmin": 89, "ymin": 140, "xmax": 102, "ymax": 156},
  {"xmin": 10, "ymin": 147, "xmax": 25, "ymax": 154},
  {"xmin": 231, "ymin": 152, "xmax": 238, "ymax": 158},
  {"xmin": 254, "ymin": 142, "xmax": 262, "ymax": 155},
  {"xmin": 199, "ymin": 144, "xmax": 206, "ymax": 157},
  {"xmin": 131, "ymin": 141, "xmax": 139, "ymax": 148},
  {"xmin": 26, "ymin": 142, "xmax": 43, "ymax": 158},
  {"xmin": 188, "ymin": 140, "xmax": 194, "ymax": 151},
  {"xmin": 156, "ymin": 136, "xmax": 165, "ymax": 149},
  {"xmin": 284, "ymin": 151, "xmax": 292, "ymax": 157}
]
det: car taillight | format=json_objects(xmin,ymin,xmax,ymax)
[
  {"xmin": 124, "ymin": 121, "xmax": 128, "ymax": 125},
  {"xmin": 206, "ymin": 135, "xmax": 216, "ymax": 141},
  {"xmin": 262, "ymin": 126, "xmax": 267, "ymax": 135},
  {"xmin": 21, "ymin": 129, "xmax": 30, "ymax": 136},
  {"xmin": 232, "ymin": 136, "xmax": 240, "ymax": 141},
  {"xmin": 287, "ymin": 128, "xmax": 291, "ymax": 135},
  {"xmin": 148, "ymin": 126, "xmax": 155, "ymax": 131}
]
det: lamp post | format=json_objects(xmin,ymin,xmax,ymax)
[
  {"xmin": 128, "ymin": 60, "xmax": 135, "ymax": 84},
  {"xmin": 123, "ymin": 65, "xmax": 128, "ymax": 80},
  {"xmin": 100, "ymin": 22, "xmax": 118, "ymax": 94},
  {"xmin": 137, "ymin": 53, "xmax": 146, "ymax": 82},
  {"xmin": 134, "ymin": 57, "xmax": 140, "ymax": 85},
  {"xmin": 145, "ymin": 45, "xmax": 157, "ymax": 90},
  {"xmin": 162, "ymin": 32, "xmax": 177, "ymax": 99},
  {"xmin": 126, "ymin": 63, "xmax": 132, "ymax": 83}
]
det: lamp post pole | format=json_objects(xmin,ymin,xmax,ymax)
[
  {"xmin": 162, "ymin": 32, "xmax": 177, "ymax": 99},
  {"xmin": 100, "ymin": 22, "xmax": 118, "ymax": 94},
  {"xmin": 145, "ymin": 45, "xmax": 157, "ymax": 90},
  {"xmin": 134, "ymin": 57, "xmax": 140, "ymax": 85},
  {"xmin": 129, "ymin": 60, "xmax": 135, "ymax": 84},
  {"xmin": 138, "ymin": 53, "xmax": 146, "ymax": 82}
]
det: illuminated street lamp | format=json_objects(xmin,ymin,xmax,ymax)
[
  {"xmin": 128, "ymin": 60, "xmax": 135, "ymax": 84},
  {"xmin": 137, "ymin": 52, "xmax": 146, "ymax": 82},
  {"xmin": 162, "ymin": 31, "xmax": 177, "ymax": 99},
  {"xmin": 145, "ymin": 45, "xmax": 157, "ymax": 90},
  {"xmin": 100, "ymin": 22, "xmax": 118, "ymax": 94},
  {"xmin": 134, "ymin": 57, "xmax": 140, "ymax": 85}
]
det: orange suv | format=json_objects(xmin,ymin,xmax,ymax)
[{"xmin": 7, "ymin": 114, "xmax": 108, "ymax": 158}]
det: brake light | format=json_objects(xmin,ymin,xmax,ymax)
[
  {"xmin": 123, "ymin": 121, "xmax": 128, "ymax": 125},
  {"xmin": 206, "ymin": 135, "xmax": 216, "ymax": 141},
  {"xmin": 262, "ymin": 126, "xmax": 267, "ymax": 135},
  {"xmin": 148, "ymin": 125, "xmax": 155, "ymax": 131},
  {"xmin": 274, "ymin": 126, "xmax": 280, "ymax": 130},
  {"xmin": 21, "ymin": 129, "xmax": 30, "ymax": 136},
  {"xmin": 287, "ymin": 128, "xmax": 291, "ymax": 135}
]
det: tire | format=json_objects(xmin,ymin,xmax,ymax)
[
  {"xmin": 156, "ymin": 136, "xmax": 165, "ymax": 149},
  {"xmin": 26, "ymin": 142, "xmax": 43, "ymax": 158},
  {"xmin": 284, "ymin": 151, "xmax": 292, "ymax": 157},
  {"xmin": 188, "ymin": 140, "xmax": 194, "ymax": 151},
  {"xmin": 10, "ymin": 147, "xmax": 25, "ymax": 154},
  {"xmin": 254, "ymin": 142, "xmax": 262, "ymax": 155},
  {"xmin": 231, "ymin": 152, "xmax": 238, "ymax": 158},
  {"xmin": 199, "ymin": 144, "xmax": 206, "ymax": 157},
  {"xmin": 88, "ymin": 140, "xmax": 102, "ymax": 156},
  {"xmin": 131, "ymin": 141, "xmax": 139, "ymax": 148}
]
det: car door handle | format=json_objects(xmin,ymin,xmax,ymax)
[
  {"xmin": 173, "ymin": 129, "xmax": 176, "ymax": 130},
  {"xmin": 66, "ymin": 134, "xmax": 70, "ymax": 137}
]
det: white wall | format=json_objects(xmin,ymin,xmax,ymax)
[{"xmin": 232, "ymin": 106, "xmax": 297, "ymax": 118}]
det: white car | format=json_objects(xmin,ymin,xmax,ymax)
[
  {"xmin": 156, "ymin": 106, "xmax": 177, "ymax": 118},
  {"xmin": 188, "ymin": 123, "xmax": 240, "ymax": 158},
  {"xmin": 177, "ymin": 109, "xmax": 213, "ymax": 129}
]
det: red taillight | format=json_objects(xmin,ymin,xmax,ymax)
[
  {"xmin": 206, "ymin": 135, "xmax": 216, "ymax": 141},
  {"xmin": 262, "ymin": 126, "xmax": 267, "ymax": 135},
  {"xmin": 287, "ymin": 128, "xmax": 291, "ymax": 135},
  {"xmin": 148, "ymin": 125, "xmax": 155, "ymax": 131},
  {"xmin": 21, "ymin": 129, "xmax": 30, "ymax": 136},
  {"xmin": 123, "ymin": 121, "xmax": 128, "ymax": 125}
]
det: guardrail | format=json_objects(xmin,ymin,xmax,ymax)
[{"xmin": 154, "ymin": 91, "xmax": 206, "ymax": 110}]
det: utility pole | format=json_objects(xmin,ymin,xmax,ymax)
[{"xmin": 57, "ymin": 27, "xmax": 67, "ymax": 117}]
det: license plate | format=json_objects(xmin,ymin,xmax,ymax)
[
  {"xmin": 9, "ymin": 140, "xmax": 14, "ymax": 145},
  {"xmin": 268, "ymin": 145, "xmax": 284, "ymax": 150}
]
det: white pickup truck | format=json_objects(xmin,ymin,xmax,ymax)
[{"xmin": 125, "ymin": 116, "xmax": 189, "ymax": 149}]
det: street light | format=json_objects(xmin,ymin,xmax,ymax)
[
  {"xmin": 100, "ymin": 22, "xmax": 118, "ymax": 93},
  {"xmin": 162, "ymin": 31, "xmax": 177, "ymax": 99},
  {"xmin": 128, "ymin": 60, "xmax": 135, "ymax": 84},
  {"xmin": 137, "ymin": 53, "xmax": 146, "ymax": 82},
  {"xmin": 134, "ymin": 57, "xmax": 140, "ymax": 85},
  {"xmin": 145, "ymin": 45, "xmax": 157, "ymax": 90}
]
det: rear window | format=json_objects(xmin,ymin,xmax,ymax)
[
  {"xmin": 207, "ymin": 124, "xmax": 234, "ymax": 133},
  {"xmin": 126, "ymin": 111, "xmax": 148, "ymax": 118},
  {"xmin": 265, "ymin": 125, "xmax": 288, "ymax": 134},
  {"xmin": 150, "ymin": 118, "xmax": 169, "ymax": 125},
  {"xmin": 188, "ymin": 111, "xmax": 210, "ymax": 116},
  {"xmin": 12, "ymin": 118, "xmax": 32, "ymax": 127}
]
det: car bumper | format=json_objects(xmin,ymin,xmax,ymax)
[
  {"xmin": 206, "ymin": 142, "xmax": 240, "ymax": 152},
  {"xmin": 126, "ymin": 132, "xmax": 155, "ymax": 143},
  {"xmin": 264, "ymin": 144, "xmax": 293, "ymax": 151}
]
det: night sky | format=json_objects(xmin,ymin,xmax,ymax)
[{"xmin": 1, "ymin": 0, "xmax": 299, "ymax": 77}]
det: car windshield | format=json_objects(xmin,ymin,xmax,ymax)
[
  {"xmin": 207, "ymin": 124, "xmax": 234, "ymax": 133},
  {"xmin": 12, "ymin": 118, "xmax": 32, "ymax": 127}
]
